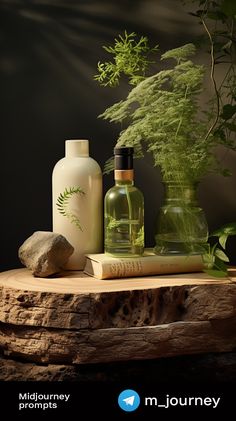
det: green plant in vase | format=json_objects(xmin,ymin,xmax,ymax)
[
  {"xmin": 181, "ymin": 0, "xmax": 236, "ymax": 276},
  {"xmin": 95, "ymin": 24, "xmax": 235, "ymax": 272}
]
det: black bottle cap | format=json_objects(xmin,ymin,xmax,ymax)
[
  {"xmin": 114, "ymin": 147, "xmax": 134, "ymax": 155},
  {"xmin": 114, "ymin": 147, "xmax": 133, "ymax": 170}
]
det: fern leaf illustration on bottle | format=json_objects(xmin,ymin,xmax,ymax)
[
  {"xmin": 52, "ymin": 139, "xmax": 102, "ymax": 270},
  {"xmin": 56, "ymin": 186, "xmax": 85, "ymax": 231}
]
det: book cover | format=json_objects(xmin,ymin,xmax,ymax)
[{"xmin": 84, "ymin": 249, "xmax": 204, "ymax": 279}]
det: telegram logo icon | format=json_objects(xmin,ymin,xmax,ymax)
[{"xmin": 118, "ymin": 389, "xmax": 140, "ymax": 412}]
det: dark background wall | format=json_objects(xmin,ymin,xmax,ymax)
[{"xmin": 1, "ymin": 0, "xmax": 236, "ymax": 271}]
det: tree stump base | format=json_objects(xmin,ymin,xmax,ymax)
[{"xmin": 0, "ymin": 268, "xmax": 236, "ymax": 380}]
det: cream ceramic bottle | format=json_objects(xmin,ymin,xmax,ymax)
[{"xmin": 52, "ymin": 139, "xmax": 102, "ymax": 270}]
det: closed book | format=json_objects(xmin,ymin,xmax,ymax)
[{"xmin": 84, "ymin": 249, "xmax": 204, "ymax": 279}]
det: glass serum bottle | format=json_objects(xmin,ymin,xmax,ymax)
[{"xmin": 104, "ymin": 147, "xmax": 144, "ymax": 257}]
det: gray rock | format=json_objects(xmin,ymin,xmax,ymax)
[{"xmin": 18, "ymin": 231, "xmax": 74, "ymax": 277}]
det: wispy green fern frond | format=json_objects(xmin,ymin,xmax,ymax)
[
  {"xmin": 103, "ymin": 157, "xmax": 114, "ymax": 175},
  {"xmin": 96, "ymin": 31, "xmax": 236, "ymax": 181},
  {"xmin": 134, "ymin": 226, "xmax": 144, "ymax": 246},
  {"xmin": 56, "ymin": 186, "xmax": 85, "ymax": 230},
  {"xmin": 94, "ymin": 31, "xmax": 158, "ymax": 87},
  {"xmin": 161, "ymin": 43, "xmax": 196, "ymax": 63},
  {"xmin": 99, "ymin": 99, "xmax": 132, "ymax": 123},
  {"xmin": 98, "ymin": 43, "xmax": 210, "ymax": 181}
]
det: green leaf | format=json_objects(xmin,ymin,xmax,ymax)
[
  {"xmin": 211, "ymin": 222, "xmax": 236, "ymax": 237},
  {"xmin": 224, "ymin": 223, "xmax": 236, "ymax": 234},
  {"xmin": 222, "ymin": 40, "xmax": 233, "ymax": 51},
  {"xmin": 219, "ymin": 234, "xmax": 228, "ymax": 249},
  {"xmin": 205, "ymin": 253, "xmax": 227, "ymax": 272},
  {"xmin": 204, "ymin": 269, "xmax": 228, "ymax": 278},
  {"xmin": 214, "ymin": 127, "xmax": 226, "ymax": 140},
  {"xmin": 207, "ymin": 11, "xmax": 227, "ymax": 21},
  {"xmin": 221, "ymin": 0, "xmax": 236, "ymax": 17},
  {"xmin": 225, "ymin": 122, "xmax": 236, "ymax": 132},
  {"xmin": 220, "ymin": 104, "xmax": 236, "ymax": 120},
  {"xmin": 202, "ymin": 253, "xmax": 215, "ymax": 269},
  {"xmin": 193, "ymin": 9, "xmax": 205, "ymax": 18},
  {"xmin": 215, "ymin": 256, "xmax": 228, "ymax": 270},
  {"xmin": 215, "ymin": 248, "xmax": 230, "ymax": 262},
  {"xmin": 210, "ymin": 223, "xmax": 235, "ymax": 249},
  {"xmin": 221, "ymin": 168, "xmax": 232, "ymax": 177}
]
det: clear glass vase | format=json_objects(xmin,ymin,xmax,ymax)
[{"xmin": 154, "ymin": 181, "xmax": 208, "ymax": 255}]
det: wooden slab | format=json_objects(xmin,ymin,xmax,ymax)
[
  {"xmin": 0, "ymin": 268, "xmax": 236, "ymax": 366},
  {"xmin": 0, "ymin": 268, "xmax": 235, "ymax": 330},
  {"xmin": 0, "ymin": 267, "xmax": 234, "ymax": 293},
  {"xmin": 1, "ymin": 319, "xmax": 236, "ymax": 365}
]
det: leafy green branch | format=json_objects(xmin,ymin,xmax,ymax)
[
  {"xmin": 97, "ymin": 40, "xmax": 213, "ymax": 181},
  {"xmin": 56, "ymin": 186, "xmax": 85, "ymax": 231},
  {"xmin": 200, "ymin": 10, "xmax": 220, "ymax": 141},
  {"xmin": 203, "ymin": 222, "xmax": 236, "ymax": 277},
  {"xmin": 94, "ymin": 31, "xmax": 158, "ymax": 87},
  {"xmin": 95, "ymin": 17, "xmax": 236, "ymax": 178},
  {"xmin": 184, "ymin": 0, "xmax": 236, "ymax": 153}
]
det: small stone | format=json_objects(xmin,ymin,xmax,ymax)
[{"xmin": 18, "ymin": 231, "xmax": 74, "ymax": 277}]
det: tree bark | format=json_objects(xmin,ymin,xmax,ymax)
[{"xmin": 0, "ymin": 268, "xmax": 235, "ymax": 373}]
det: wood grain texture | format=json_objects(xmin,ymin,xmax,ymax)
[
  {"xmin": 0, "ymin": 268, "xmax": 233, "ymax": 293},
  {"xmin": 1, "ymin": 319, "xmax": 236, "ymax": 364},
  {"xmin": 0, "ymin": 269, "xmax": 235, "ymax": 329},
  {"xmin": 0, "ymin": 268, "xmax": 236, "ymax": 366}
]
